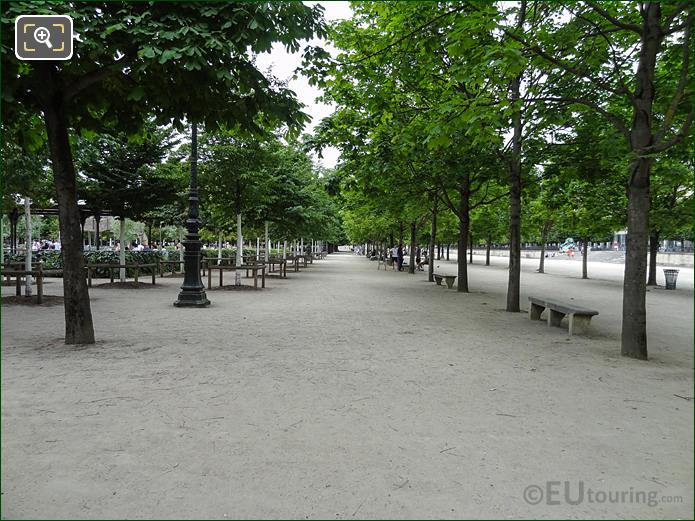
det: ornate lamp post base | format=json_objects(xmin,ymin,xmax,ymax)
[
  {"xmin": 174, "ymin": 293, "xmax": 209, "ymax": 307},
  {"xmin": 174, "ymin": 243, "xmax": 209, "ymax": 307}
]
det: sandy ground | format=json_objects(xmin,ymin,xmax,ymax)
[{"xmin": 1, "ymin": 253, "xmax": 693, "ymax": 519}]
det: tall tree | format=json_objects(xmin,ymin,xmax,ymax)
[
  {"xmin": 497, "ymin": 1, "xmax": 692, "ymax": 358},
  {"xmin": 2, "ymin": 1, "xmax": 325, "ymax": 343}
]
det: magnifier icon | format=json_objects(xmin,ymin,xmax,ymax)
[{"xmin": 33, "ymin": 26, "xmax": 52, "ymax": 48}]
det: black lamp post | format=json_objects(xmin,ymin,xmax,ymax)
[{"xmin": 174, "ymin": 122, "xmax": 210, "ymax": 307}]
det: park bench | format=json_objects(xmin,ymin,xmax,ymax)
[
  {"xmin": 434, "ymin": 273, "xmax": 456, "ymax": 289},
  {"xmin": 528, "ymin": 296, "xmax": 599, "ymax": 336},
  {"xmin": 4, "ymin": 261, "xmax": 42, "ymax": 284},
  {"xmin": 206, "ymin": 263, "xmax": 266, "ymax": 289},
  {"xmin": 295, "ymin": 254, "xmax": 309, "ymax": 268},
  {"xmin": 284, "ymin": 255, "xmax": 302, "ymax": 272},
  {"xmin": 266, "ymin": 257, "xmax": 287, "ymax": 278},
  {"xmin": 2, "ymin": 265, "xmax": 45, "ymax": 303},
  {"xmin": 200, "ymin": 255, "xmax": 260, "ymax": 275},
  {"xmin": 85, "ymin": 263, "xmax": 157, "ymax": 287}
]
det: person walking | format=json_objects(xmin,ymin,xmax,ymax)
[{"xmin": 391, "ymin": 244, "xmax": 398, "ymax": 270}]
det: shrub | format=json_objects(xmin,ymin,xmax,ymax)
[{"xmin": 5, "ymin": 250, "xmax": 166, "ymax": 278}]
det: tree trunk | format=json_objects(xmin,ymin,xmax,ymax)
[
  {"xmin": 0, "ymin": 216, "xmax": 4, "ymax": 266},
  {"xmin": 24, "ymin": 197, "xmax": 33, "ymax": 297},
  {"xmin": 43, "ymin": 91, "xmax": 95, "ymax": 343},
  {"xmin": 148, "ymin": 220, "xmax": 153, "ymax": 248},
  {"xmin": 235, "ymin": 213, "xmax": 242, "ymax": 285},
  {"xmin": 428, "ymin": 195, "xmax": 437, "ymax": 283},
  {"xmin": 265, "ymin": 221, "xmax": 269, "ymax": 263},
  {"xmin": 457, "ymin": 176, "xmax": 470, "ymax": 293},
  {"xmin": 409, "ymin": 221, "xmax": 416, "ymax": 274},
  {"xmin": 119, "ymin": 218, "xmax": 126, "ymax": 282},
  {"xmin": 582, "ymin": 236, "xmax": 589, "ymax": 279},
  {"xmin": 399, "ymin": 221, "xmax": 404, "ymax": 245},
  {"xmin": 446, "ymin": 244, "xmax": 450, "ymax": 260},
  {"xmin": 538, "ymin": 219, "xmax": 551, "ymax": 273},
  {"xmin": 621, "ymin": 3, "xmax": 662, "ymax": 360},
  {"xmin": 505, "ymin": 0, "xmax": 526, "ymax": 313},
  {"xmin": 486, "ymin": 233, "xmax": 491, "ymax": 266},
  {"xmin": 437, "ymin": 243, "xmax": 441, "ymax": 260},
  {"xmin": 647, "ymin": 231, "xmax": 659, "ymax": 285},
  {"xmin": 10, "ymin": 209, "xmax": 19, "ymax": 254}
]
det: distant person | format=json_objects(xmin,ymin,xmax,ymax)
[
  {"xmin": 391, "ymin": 244, "xmax": 398, "ymax": 270},
  {"xmin": 417, "ymin": 252, "xmax": 427, "ymax": 271}
]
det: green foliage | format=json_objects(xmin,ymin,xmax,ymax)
[
  {"xmin": 198, "ymin": 133, "xmax": 344, "ymax": 241},
  {"xmin": 1, "ymin": 2, "xmax": 326, "ymax": 136},
  {"xmin": 6, "ymin": 250, "xmax": 165, "ymax": 276},
  {"xmin": 75, "ymin": 126, "xmax": 185, "ymax": 220}
]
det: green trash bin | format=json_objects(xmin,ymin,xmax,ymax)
[{"xmin": 663, "ymin": 269, "xmax": 679, "ymax": 290}]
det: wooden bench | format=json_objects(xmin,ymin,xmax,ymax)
[
  {"xmin": 266, "ymin": 257, "xmax": 287, "ymax": 278},
  {"xmin": 284, "ymin": 255, "xmax": 302, "ymax": 272},
  {"xmin": 3, "ymin": 267, "xmax": 44, "ymax": 303},
  {"xmin": 206, "ymin": 263, "xmax": 266, "ymax": 289},
  {"xmin": 528, "ymin": 296, "xmax": 599, "ymax": 336},
  {"xmin": 434, "ymin": 273, "xmax": 456, "ymax": 289},
  {"xmin": 86, "ymin": 263, "xmax": 157, "ymax": 286}
]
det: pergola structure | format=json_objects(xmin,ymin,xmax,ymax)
[{"xmin": 4, "ymin": 206, "xmax": 113, "ymax": 254}]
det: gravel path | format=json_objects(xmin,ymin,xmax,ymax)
[{"xmin": 2, "ymin": 253, "xmax": 692, "ymax": 519}]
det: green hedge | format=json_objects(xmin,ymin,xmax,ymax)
[
  {"xmin": 4, "ymin": 250, "xmax": 166, "ymax": 277},
  {"xmin": 200, "ymin": 247, "xmax": 271, "ymax": 258}
]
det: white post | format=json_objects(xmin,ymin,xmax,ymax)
[
  {"xmin": 24, "ymin": 198, "xmax": 32, "ymax": 296},
  {"xmin": 256, "ymin": 237, "xmax": 260, "ymax": 261},
  {"xmin": 283, "ymin": 240, "xmax": 287, "ymax": 260},
  {"xmin": 264, "ymin": 221, "xmax": 269, "ymax": 263},
  {"xmin": 1, "ymin": 216, "xmax": 4, "ymax": 266},
  {"xmin": 235, "ymin": 213, "xmax": 242, "ymax": 285},
  {"xmin": 119, "ymin": 217, "xmax": 126, "ymax": 282},
  {"xmin": 300, "ymin": 237, "xmax": 304, "ymax": 256},
  {"xmin": 217, "ymin": 230, "xmax": 223, "ymax": 265}
]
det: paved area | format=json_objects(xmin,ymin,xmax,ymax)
[{"xmin": 2, "ymin": 253, "xmax": 693, "ymax": 519}]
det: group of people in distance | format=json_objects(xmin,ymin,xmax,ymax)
[
  {"xmin": 387, "ymin": 244, "xmax": 428, "ymax": 272},
  {"xmin": 355, "ymin": 243, "xmax": 430, "ymax": 272}
]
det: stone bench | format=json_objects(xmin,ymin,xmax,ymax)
[
  {"xmin": 528, "ymin": 296, "xmax": 598, "ymax": 336},
  {"xmin": 433, "ymin": 273, "xmax": 456, "ymax": 289}
]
